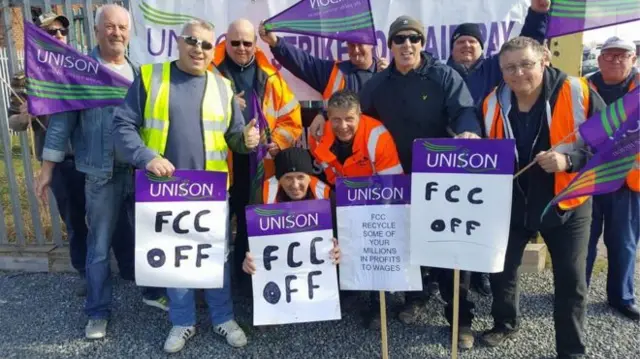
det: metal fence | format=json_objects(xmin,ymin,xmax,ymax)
[{"xmin": 0, "ymin": 0, "xmax": 128, "ymax": 248}]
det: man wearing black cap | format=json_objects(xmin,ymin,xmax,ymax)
[
  {"xmin": 449, "ymin": 0, "xmax": 551, "ymax": 106},
  {"xmin": 358, "ymin": 14, "xmax": 482, "ymax": 349}
]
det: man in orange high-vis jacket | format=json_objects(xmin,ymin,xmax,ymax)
[
  {"xmin": 209, "ymin": 19, "xmax": 302, "ymax": 293},
  {"xmin": 480, "ymin": 37, "xmax": 605, "ymax": 358},
  {"xmin": 584, "ymin": 37, "xmax": 640, "ymax": 322},
  {"xmin": 308, "ymin": 89, "xmax": 403, "ymax": 187}
]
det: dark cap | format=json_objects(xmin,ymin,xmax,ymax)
[
  {"xmin": 274, "ymin": 147, "xmax": 315, "ymax": 180},
  {"xmin": 451, "ymin": 23, "xmax": 484, "ymax": 50},
  {"xmin": 35, "ymin": 12, "xmax": 70, "ymax": 29},
  {"xmin": 387, "ymin": 15, "xmax": 425, "ymax": 48}
]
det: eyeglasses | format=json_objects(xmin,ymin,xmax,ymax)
[
  {"xmin": 501, "ymin": 60, "xmax": 539, "ymax": 74},
  {"xmin": 230, "ymin": 40, "xmax": 253, "ymax": 48},
  {"xmin": 601, "ymin": 52, "xmax": 634, "ymax": 62},
  {"xmin": 180, "ymin": 35, "xmax": 213, "ymax": 50},
  {"xmin": 46, "ymin": 28, "xmax": 68, "ymax": 36},
  {"xmin": 391, "ymin": 34, "xmax": 422, "ymax": 45}
]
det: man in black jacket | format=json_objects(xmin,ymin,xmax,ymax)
[
  {"xmin": 481, "ymin": 36, "xmax": 606, "ymax": 359},
  {"xmin": 358, "ymin": 15, "xmax": 482, "ymax": 349}
]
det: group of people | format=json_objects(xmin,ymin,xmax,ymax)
[{"xmin": 6, "ymin": 1, "xmax": 638, "ymax": 358}]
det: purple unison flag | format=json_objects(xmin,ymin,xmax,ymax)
[
  {"xmin": 579, "ymin": 87, "xmax": 640, "ymax": 150},
  {"xmin": 542, "ymin": 130, "xmax": 639, "ymax": 217},
  {"xmin": 135, "ymin": 170, "xmax": 228, "ymax": 203},
  {"xmin": 24, "ymin": 21, "xmax": 132, "ymax": 116},
  {"xmin": 335, "ymin": 174, "xmax": 410, "ymax": 207},
  {"xmin": 263, "ymin": 0, "xmax": 377, "ymax": 45},
  {"xmin": 245, "ymin": 199, "xmax": 333, "ymax": 237},
  {"xmin": 546, "ymin": 0, "xmax": 640, "ymax": 38}
]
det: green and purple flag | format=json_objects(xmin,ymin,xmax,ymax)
[
  {"xmin": 263, "ymin": 0, "xmax": 377, "ymax": 45},
  {"xmin": 24, "ymin": 21, "xmax": 132, "ymax": 116},
  {"xmin": 542, "ymin": 90, "xmax": 639, "ymax": 217},
  {"xmin": 546, "ymin": 0, "xmax": 640, "ymax": 38}
]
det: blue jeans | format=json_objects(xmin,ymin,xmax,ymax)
[
  {"xmin": 49, "ymin": 157, "xmax": 88, "ymax": 274},
  {"xmin": 586, "ymin": 186, "xmax": 640, "ymax": 306},
  {"xmin": 167, "ymin": 261, "xmax": 233, "ymax": 327},
  {"xmin": 84, "ymin": 166, "xmax": 164, "ymax": 319}
]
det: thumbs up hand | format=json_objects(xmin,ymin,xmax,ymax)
[
  {"xmin": 244, "ymin": 118, "xmax": 260, "ymax": 149},
  {"xmin": 235, "ymin": 90, "xmax": 246, "ymax": 111}
]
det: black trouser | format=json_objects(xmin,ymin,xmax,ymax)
[
  {"xmin": 439, "ymin": 269, "xmax": 474, "ymax": 327},
  {"xmin": 491, "ymin": 204, "xmax": 591, "ymax": 357}
]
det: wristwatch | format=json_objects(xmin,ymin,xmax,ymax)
[{"xmin": 565, "ymin": 154, "xmax": 573, "ymax": 172}]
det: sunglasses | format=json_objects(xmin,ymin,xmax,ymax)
[
  {"xmin": 391, "ymin": 34, "xmax": 422, "ymax": 45},
  {"xmin": 46, "ymin": 28, "xmax": 68, "ymax": 36},
  {"xmin": 230, "ymin": 40, "xmax": 253, "ymax": 48},
  {"xmin": 180, "ymin": 35, "xmax": 214, "ymax": 50}
]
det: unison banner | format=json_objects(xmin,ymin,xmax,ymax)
[
  {"xmin": 130, "ymin": 0, "xmax": 530, "ymax": 100},
  {"xmin": 134, "ymin": 170, "xmax": 229, "ymax": 289}
]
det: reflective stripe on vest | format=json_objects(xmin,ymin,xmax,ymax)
[
  {"xmin": 322, "ymin": 63, "xmax": 346, "ymax": 101},
  {"xmin": 586, "ymin": 73, "xmax": 640, "ymax": 192},
  {"xmin": 140, "ymin": 62, "xmax": 233, "ymax": 181},
  {"xmin": 262, "ymin": 176, "xmax": 330, "ymax": 204},
  {"xmin": 483, "ymin": 77, "xmax": 591, "ymax": 210}
]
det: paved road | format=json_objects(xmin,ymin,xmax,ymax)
[{"xmin": 0, "ymin": 270, "xmax": 638, "ymax": 359}]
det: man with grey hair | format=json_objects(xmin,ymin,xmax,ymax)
[
  {"xmin": 36, "ymin": 3, "xmax": 168, "ymax": 340},
  {"xmin": 114, "ymin": 17, "xmax": 258, "ymax": 353},
  {"xmin": 480, "ymin": 36, "xmax": 605, "ymax": 357}
]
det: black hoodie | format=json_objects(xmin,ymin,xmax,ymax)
[
  {"xmin": 495, "ymin": 67, "xmax": 606, "ymax": 231},
  {"xmin": 358, "ymin": 51, "xmax": 481, "ymax": 173}
]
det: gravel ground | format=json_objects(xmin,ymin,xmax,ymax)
[{"xmin": 0, "ymin": 269, "xmax": 638, "ymax": 359}]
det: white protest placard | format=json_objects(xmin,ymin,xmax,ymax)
[
  {"xmin": 409, "ymin": 139, "xmax": 515, "ymax": 273},
  {"xmin": 134, "ymin": 170, "xmax": 228, "ymax": 288},
  {"xmin": 335, "ymin": 175, "xmax": 422, "ymax": 291},
  {"xmin": 246, "ymin": 199, "xmax": 341, "ymax": 326}
]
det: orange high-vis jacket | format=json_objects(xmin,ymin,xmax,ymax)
[
  {"xmin": 308, "ymin": 114, "xmax": 403, "ymax": 185},
  {"xmin": 587, "ymin": 73, "xmax": 640, "ymax": 192},
  {"xmin": 262, "ymin": 176, "xmax": 331, "ymax": 204},
  {"xmin": 483, "ymin": 76, "xmax": 591, "ymax": 210},
  {"xmin": 210, "ymin": 42, "xmax": 302, "ymax": 186},
  {"xmin": 322, "ymin": 62, "xmax": 346, "ymax": 100}
]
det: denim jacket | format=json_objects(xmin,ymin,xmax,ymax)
[{"xmin": 42, "ymin": 47, "xmax": 139, "ymax": 179}]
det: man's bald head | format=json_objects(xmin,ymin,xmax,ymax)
[{"xmin": 225, "ymin": 18, "xmax": 257, "ymax": 65}]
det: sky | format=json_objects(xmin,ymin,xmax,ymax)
[{"xmin": 582, "ymin": 20, "xmax": 640, "ymax": 45}]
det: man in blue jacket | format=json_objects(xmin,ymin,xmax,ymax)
[
  {"xmin": 358, "ymin": 15, "xmax": 482, "ymax": 349},
  {"xmin": 35, "ymin": 4, "xmax": 167, "ymax": 340},
  {"xmin": 448, "ymin": 0, "xmax": 551, "ymax": 105},
  {"xmin": 445, "ymin": 0, "xmax": 550, "ymax": 297}
]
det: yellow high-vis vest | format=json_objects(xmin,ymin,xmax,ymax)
[{"xmin": 140, "ymin": 62, "xmax": 234, "ymax": 187}]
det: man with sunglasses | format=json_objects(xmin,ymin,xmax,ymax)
[
  {"xmin": 8, "ymin": 12, "xmax": 89, "ymax": 297},
  {"xmin": 37, "ymin": 4, "xmax": 169, "ymax": 340},
  {"xmin": 114, "ymin": 18, "xmax": 260, "ymax": 353},
  {"xmin": 258, "ymin": 20, "xmax": 387, "ymax": 143},
  {"xmin": 584, "ymin": 36, "xmax": 640, "ymax": 322},
  {"xmin": 209, "ymin": 19, "xmax": 302, "ymax": 295},
  {"xmin": 358, "ymin": 15, "xmax": 482, "ymax": 348}
]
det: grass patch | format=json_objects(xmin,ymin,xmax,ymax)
[{"xmin": 0, "ymin": 134, "xmax": 62, "ymax": 244}]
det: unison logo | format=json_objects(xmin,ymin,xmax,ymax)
[
  {"xmin": 422, "ymin": 140, "xmax": 498, "ymax": 173},
  {"xmin": 254, "ymin": 207, "xmax": 320, "ymax": 233},
  {"xmin": 145, "ymin": 173, "xmax": 217, "ymax": 201}
]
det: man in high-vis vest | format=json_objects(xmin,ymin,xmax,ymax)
[
  {"xmin": 113, "ymin": 19, "xmax": 260, "ymax": 353},
  {"xmin": 481, "ymin": 37, "xmax": 605, "ymax": 358},
  {"xmin": 209, "ymin": 19, "xmax": 303, "ymax": 292},
  {"xmin": 258, "ymin": 19, "xmax": 388, "ymax": 140},
  {"xmin": 308, "ymin": 89, "xmax": 403, "ymax": 187},
  {"xmin": 584, "ymin": 36, "xmax": 640, "ymax": 322}
]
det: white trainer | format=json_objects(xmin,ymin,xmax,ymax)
[
  {"xmin": 163, "ymin": 326, "xmax": 196, "ymax": 353},
  {"xmin": 213, "ymin": 320, "xmax": 247, "ymax": 347},
  {"xmin": 85, "ymin": 319, "xmax": 108, "ymax": 340}
]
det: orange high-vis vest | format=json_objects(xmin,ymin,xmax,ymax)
[
  {"xmin": 587, "ymin": 73, "xmax": 640, "ymax": 192},
  {"xmin": 322, "ymin": 62, "xmax": 346, "ymax": 100},
  {"xmin": 262, "ymin": 176, "xmax": 331, "ymax": 204},
  {"xmin": 308, "ymin": 114, "xmax": 403, "ymax": 185},
  {"xmin": 483, "ymin": 76, "xmax": 591, "ymax": 210},
  {"xmin": 210, "ymin": 42, "xmax": 302, "ymax": 186}
]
